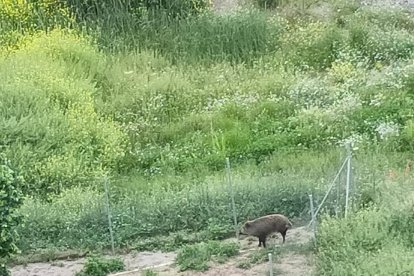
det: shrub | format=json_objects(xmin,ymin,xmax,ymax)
[
  {"xmin": 349, "ymin": 24, "xmax": 414, "ymax": 65},
  {"xmin": 0, "ymin": 154, "xmax": 24, "ymax": 276},
  {"xmin": 316, "ymin": 207, "xmax": 390, "ymax": 274},
  {"xmin": 280, "ymin": 21, "xmax": 344, "ymax": 70},
  {"xmin": 142, "ymin": 270, "xmax": 158, "ymax": 276},
  {"xmin": 254, "ymin": 0, "xmax": 279, "ymax": 9},
  {"xmin": 138, "ymin": 10, "xmax": 282, "ymax": 65},
  {"xmin": 348, "ymin": 6, "xmax": 414, "ymax": 31},
  {"xmin": 0, "ymin": 29, "xmax": 127, "ymax": 196},
  {"xmin": 64, "ymin": 0, "xmax": 211, "ymax": 22},
  {"xmin": 346, "ymin": 7, "xmax": 414, "ymax": 65},
  {"xmin": 16, "ymin": 162, "xmax": 319, "ymax": 252},
  {"xmin": 0, "ymin": 0, "xmax": 75, "ymax": 48},
  {"xmin": 316, "ymin": 169, "xmax": 414, "ymax": 275},
  {"xmin": 317, "ymin": 206, "xmax": 414, "ymax": 275},
  {"xmin": 176, "ymin": 241, "xmax": 239, "ymax": 271},
  {"xmin": 75, "ymin": 255, "xmax": 125, "ymax": 276}
]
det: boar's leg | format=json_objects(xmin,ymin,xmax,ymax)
[
  {"xmin": 281, "ymin": 230, "xmax": 287, "ymax": 244},
  {"xmin": 258, "ymin": 235, "xmax": 267, "ymax": 248},
  {"xmin": 258, "ymin": 236, "xmax": 266, "ymax": 247}
]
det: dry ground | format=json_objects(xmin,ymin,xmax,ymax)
[
  {"xmin": 10, "ymin": 251, "xmax": 176, "ymax": 276},
  {"xmin": 10, "ymin": 226, "xmax": 314, "ymax": 276},
  {"xmin": 111, "ymin": 226, "xmax": 315, "ymax": 276}
]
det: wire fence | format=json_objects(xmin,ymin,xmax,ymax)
[
  {"xmin": 306, "ymin": 142, "xmax": 354, "ymax": 245},
  {"xmin": 99, "ymin": 142, "xmax": 356, "ymax": 275}
]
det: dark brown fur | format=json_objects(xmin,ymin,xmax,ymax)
[{"xmin": 239, "ymin": 214, "xmax": 292, "ymax": 248}]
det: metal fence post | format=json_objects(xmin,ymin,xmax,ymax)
[
  {"xmin": 345, "ymin": 143, "xmax": 352, "ymax": 218},
  {"xmin": 268, "ymin": 253, "xmax": 273, "ymax": 276},
  {"xmin": 104, "ymin": 176, "xmax": 115, "ymax": 255},
  {"xmin": 226, "ymin": 157, "xmax": 239, "ymax": 240},
  {"xmin": 309, "ymin": 194, "xmax": 316, "ymax": 245}
]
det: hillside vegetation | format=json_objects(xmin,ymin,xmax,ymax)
[{"xmin": 1, "ymin": 0, "xmax": 414, "ymax": 274}]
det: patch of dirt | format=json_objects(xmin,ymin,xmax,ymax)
[
  {"xmin": 10, "ymin": 226, "xmax": 313, "ymax": 276},
  {"xmin": 113, "ymin": 226, "xmax": 314, "ymax": 276},
  {"xmin": 10, "ymin": 251, "xmax": 176, "ymax": 276},
  {"xmin": 277, "ymin": 253, "xmax": 314, "ymax": 276},
  {"xmin": 122, "ymin": 252, "xmax": 176, "ymax": 271},
  {"xmin": 361, "ymin": 0, "xmax": 414, "ymax": 8},
  {"xmin": 212, "ymin": 0, "xmax": 240, "ymax": 13},
  {"xmin": 11, "ymin": 259, "xmax": 85, "ymax": 276}
]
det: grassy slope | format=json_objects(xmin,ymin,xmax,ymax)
[{"xmin": 1, "ymin": 0, "xmax": 414, "ymax": 274}]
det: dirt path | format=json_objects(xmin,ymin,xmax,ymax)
[
  {"xmin": 361, "ymin": 0, "xmax": 414, "ymax": 8},
  {"xmin": 10, "ymin": 251, "xmax": 176, "ymax": 276},
  {"xmin": 212, "ymin": 0, "xmax": 240, "ymax": 13},
  {"xmin": 10, "ymin": 226, "xmax": 313, "ymax": 276},
  {"xmin": 112, "ymin": 226, "xmax": 314, "ymax": 276}
]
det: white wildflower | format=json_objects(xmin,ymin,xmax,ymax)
[{"xmin": 375, "ymin": 121, "xmax": 400, "ymax": 140}]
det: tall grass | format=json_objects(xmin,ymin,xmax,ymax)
[
  {"xmin": 2, "ymin": 1, "xmax": 414, "ymax": 270},
  {"xmin": 95, "ymin": 9, "xmax": 282, "ymax": 65},
  {"xmin": 15, "ymin": 149, "xmax": 412, "ymax": 254},
  {"xmin": 3, "ymin": 4, "xmax": 414, "ymax": 194},
  {"xmin": 316, "ymin": 172, "xmax": 414, "ymax": 275},
  {"xmin": 176, "ymin": 241, "xmax": 239, "ymax": 271},
  {"xmin": 16, "ymin": 163, "xmax": 315, "ymax": 252}
]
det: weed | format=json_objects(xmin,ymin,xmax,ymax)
[
  {"xmin": 236, "ymin": 259, "xmax": 251, "ymax": 269},
  {"xmin": 176, "ymin": 241, "xmax": 239, "ymax": 271},
  {"xmin": 75, "ymin": 255, "xmax": 124, "ymax": 276},
  {"xmin": 141, "ymin": 269, "xmax": 158, "ymax": 276},
  {"xmin": 316, "ymin": 175, "xmax": 414, "ymax": 275},
  {"xmin": 249, "ymin": 246, "xmax": 283, "ymax": 265},
  {"xmin": 3, "ymin": 1, "xmax": 414, "ymax": 274}
]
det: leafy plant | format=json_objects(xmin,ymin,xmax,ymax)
[
  {"xmin": 75, "ymin": 255, "xmax": 124, "ymax": 276},
  {"xmin": 254, "ymin": 0, "xmax": 280, "ymax": 9},
  {"xmin": 176, "ymin": 241, "xmax": 239, "ymax": 271},
  {"xmin": 141, "ymin": 269, "xmax": 158, "ymax": 276},
  {"xmin": 0, "ymin": 154, "xmax": 24, "ymax": 276},
  {"xmin": 206, "ymin": 218, "xmax": 234, "ymax": 240}
]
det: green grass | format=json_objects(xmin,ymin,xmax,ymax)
[
  {"xmin": 141, "ymin": 269, "xmax": 159, "ymax": 276},
  {"xmin": 3, "ymin": 5, "xmax": 414, "ymax": 196},
  {"xmin": 316, "ymin": 168, "xmax": 414, "ymax": 275},
  {"xmin": 15, "ymin": 152, "xmax": 321, "ymax": 252},
  {"xmin": 75, "ymin": 255, "xmax": 125, "ymax": 276},
  {"xmin": 176, "ymin": 240, "xmax": 239, "ymax": 271},
  {"xmin": 236, "ymin": 241, "xmax": 314, "ymax": 269},
  {"xmin": 2, "ymin": 0, "xmax": 414, "ymax": 273}
]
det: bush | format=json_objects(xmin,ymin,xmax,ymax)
[
  {"xmin": 317, "ymin": 206, "xmax": 414, "ymax": 275},
  {"xmin": 75, "ymin": 255, "xmax": 124, "ymax": 276},
  {"xmin": 0, "ymin": 154, "xmax": 24, "ymax": 276},
  {"xmin": 280, "ymin": 21, "xmax": 344, "ymax": 70},
  {"xmin": 349, "ymin": 24, "xmax": 414, "ymax": 65},
  {"xmin": 16, "ymin": 158, "xmax": 322, "ymax": 252},
  {"xmin": 64, "ymin": 0, "xmax": 211, "ymax": 21},
  {"xmin": 0, "ymin": 0, "xmax": 75, "ymax": 48},
  {"xmin": 254, "ymin": 0, "xmax": 279, "ymax": 9},
  {"xmin": 136, "ymin": 10, "xmax": 282, "ymax": 65},
  {"xmin": 176, "ymin": 241, "xmax": 239, "ymax": 271},
  {"xmin": 346, "ymin": 7, "xmax": 414, "ymax": 65},
  {"xmin": 63, "ymin": 0, "xmax": 212, "ymax": 51},
  {"xmin": 0, "ymin": 29, "xmax": 127, "ymax": 196},
  {"xmin": 316, "ymin": 169, "xmax": 414, "ymax": 275}
]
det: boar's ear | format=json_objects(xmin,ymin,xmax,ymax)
[{"xmin": 245, "ymin": 222, "xmax": 251, "ymax": 228}]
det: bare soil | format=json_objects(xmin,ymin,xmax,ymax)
[
  {"xmin": 10, "ymin": 226, "xmax": 313, "ymax": 276},
  {"xmin": 111, "ymin": 226, "xmax": 314, "ymax": 276},
  {"xmin": 10, "ymin": 251, "xmax": 176, "ymax": 276},
  {"xmin": 212, "ymin": 0, "xmax": 240, "ymax": 13}
]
